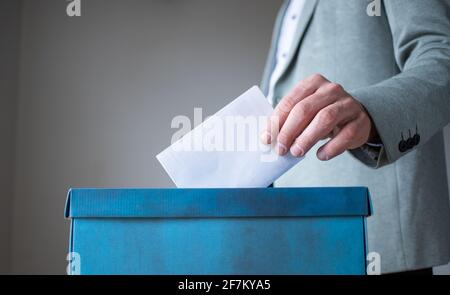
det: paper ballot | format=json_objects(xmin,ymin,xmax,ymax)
[{"xmin": 156, "ymin": 86, "xmax": 303, "ymax": 188}]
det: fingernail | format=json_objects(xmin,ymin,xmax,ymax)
[
  {"xmin": 290, "ymin": 143, "xmax": 305, "ymax": 157},
  {"xmin": 276, "ymin": 142, "xmax": 287, "ymax": 155},
  {"xmin": 260, "ymin": 131, "xmax": 272, "ymax": 144},
  {"xmin": 317, "ymin": 150, "xmax": 329, "ymax": 161}
]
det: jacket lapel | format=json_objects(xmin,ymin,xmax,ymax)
[
  {"xmin": 277, "ymin": 0, "xmax": 318, "ymax": 84},
  {"xmin": 260, "ymin": 0, "xmax": 290, "ymax": 95}
]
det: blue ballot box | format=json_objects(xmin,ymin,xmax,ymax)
[{"xmin": 65, "ymin": 187, "xmax": 371, "ymax": 275}]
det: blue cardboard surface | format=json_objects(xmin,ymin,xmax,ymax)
[
  {"xmin": 65, "ymin": 187, "xmax": 370, "ymax": 218},
  {"xmin": 66, "ymin": 187, "xmax": 371, "ymax": 275}
]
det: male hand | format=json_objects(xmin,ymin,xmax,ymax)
[{"xmin": 261, "ymin": 74, "xmax": 376, "ymax": 160}]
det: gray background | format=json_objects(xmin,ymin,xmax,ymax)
[{"xmin": 0, "ymin": 0, "xmax": 449, "ymax": 274}]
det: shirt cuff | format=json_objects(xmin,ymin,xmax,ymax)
[{"xmin": 349, "ymin": 143, "xmax": 384, "ymax": 168}]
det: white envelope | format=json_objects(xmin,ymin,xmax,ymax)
[{"xmin": 156, "ymin": 86, "xmax": 303, "ymax": 188}]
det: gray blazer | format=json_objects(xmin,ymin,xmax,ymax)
[{"xmin": 261, "ymin": 0, "xmax": 450, "ymax": 273}]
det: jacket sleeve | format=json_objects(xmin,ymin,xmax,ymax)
[{"xmin": 348, "ymin": 0, "xmax": 450, "ymax": 168}]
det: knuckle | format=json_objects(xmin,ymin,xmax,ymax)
[
  {"xmin": 269, "ymin": 115, "xmax": 282, "ymax": 129},
  {"xmin": 278, "ymin": 96, "xmax": 296, "ymax": 113},
  {"xmin": 343, "ymin": 125, "xmax": 358, "ymax": 140},
  {"xmin": 277, "ymin": 132, "xmax": 290, "ymax": 145},
  {"xmin": 341, "ymin": 97, "xmax": 355, "ymax": 108},
  {"xmin": 295, "ymin": 80, "xmax": 310, "ymax": 94},
  {"xmin": 317, "ymin": 109, "xmax": 337, "ymax": 128},
  {"xmin": 293, "ymin": 137, "xmax": 302, "ymax": 146},
  {"xmin": 327, "ymin": 82, "xmax": 343, "ymax": 93},
  {"xmin": 302, "ymin": 136, "xmax": 316, "ymax": 150},
  {"xmin": 309, "ymin": 73, "xmax": 325, "ymax": 83},
  {"xmin": 292, "ymin": 102, "xmax": 311, "ymax": 119},
  {"xmin": 334, "ymin": 100, "xmax": 344, "ymax": 114},
  {"xmin": 360, "ymin": 109, "xmax": 370, "ymax": 120}
]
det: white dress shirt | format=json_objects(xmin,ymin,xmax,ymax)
[{"xmin": 267, "ymin": 0, "xmax": 306, "ymax": 105}]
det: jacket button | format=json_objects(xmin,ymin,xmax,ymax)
[
  {"xmin": 413, "ymin": 134, "xmax": 420, "ymax": 146},
  {"xmin": 406, "ymin": 137, "xmax": 415, "ymax": 150},
  {"xmin": 398, "ymin": 140, "xmax": 408, "ymax": 152}
]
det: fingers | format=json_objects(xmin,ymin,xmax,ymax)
[
  {"xmin": 276, "ymin": 84, "xmax": 342, "ymax": 154},
  {"xmin": 261, "ymin": 74, "xmax": 329, "ymax": 145},
  {"xmin": 316, "ymin": 115, "xmax": 371, "ymax": 161},
  {"xmin": 260, "ymin": 73, "xmax": 373, "ymax": 161},
  {"xmin": 289, "ymin": 100, "xmax": 354, "ymax": 157}
]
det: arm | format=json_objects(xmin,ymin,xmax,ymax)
[
  {"xmin": 349, "ymin": 0, "xmax": 450, "ymax": 167},
  {"xmin": 261, "ymin": 0, "xmax": 450, "ymax": 168}
]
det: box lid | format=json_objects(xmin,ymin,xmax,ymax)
[{"xmin": 65, "ymin": 187, "xmax": 371, "ymax": 218}]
